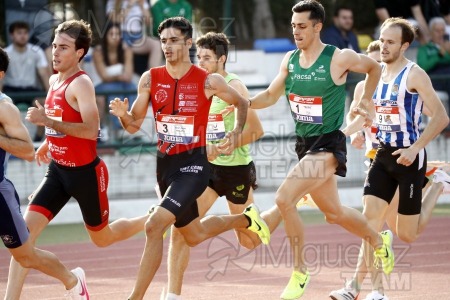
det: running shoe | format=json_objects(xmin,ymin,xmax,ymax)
[
  {"xmin": 329, "ymin": 281, "xmax": 359, "ymax": 300},
  {"xmin": 66, "ymin": 267, "xmax": 89, "ymax": 300},
  {"xmin": 373, "ymin": 230, "xmax": 394, "ymax": 275},
  {"xmin": 296, "ymin": 194, "xmax": 317, "ymax": 208},
  {"xmin": 432, "ymin": 169, "xmax": 450, "ymax": 194},
  {"xmin": 280, "ymin": 270, "xmax": 310, "ymax": 299},
  {"xmin": 243, "ymin": 204, "xmax": 270, "ymax": 245},
  {"xmin": 363, "ymin": 290, "xmax": 389, "ymax": 300}
]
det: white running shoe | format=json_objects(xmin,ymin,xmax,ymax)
[
  {"xmin": 65, "ymin": 267, "xmax": 89, "ymax": 300},
  {"xmin": 432, "ymin": 169, "xmax": 450, "ymax": 194},
  {"xmin": 329, "ymin": 282, "xmax": 359, "ymax": 300},
  {"xmin": 363, "ymin": 290, "xmax": 389, "ymax": 300}
]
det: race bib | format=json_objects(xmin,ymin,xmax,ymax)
[
  {"xmin": 375, "ymin": 106, "xmax": 401, "ymax": 132},
  {"xmin": 206, "ymin": 114, "xmax": 226, "ymax": 141},
  {"xmin": 289, "ymin": 94, "xmax": 323, "ymax": 124},
  {"xmin": 156, "ymin": 114, "xmax": 198, "ymax": 144},
  {"xmin": 45, "ymin": 107, "xmax": 65, "ymax": 137}
]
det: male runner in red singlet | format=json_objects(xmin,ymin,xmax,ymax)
[
  {"xmin": 5, "ymin": 20, "xmax": 149, "ymax": 300},
  {"xmin": 109, "ymin": 17, "xmax": 270, "ymax": 300}
]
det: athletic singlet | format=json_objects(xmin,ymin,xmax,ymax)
[
  {"xmin": 0, "ymin": 95, "xmax": 12, "ymax": 182},
  {"xmin": 150, "ymin": 65, "xmax": 211, "ymax": 155},
  {"xmin": 374, "ymin": 61, "xmax": 423, "ymax": 147},
  {"xmin": 284, "ymin": 45, "xmax": 346, "ymax": 137},
  {"xmin": 45, "ymin": 71, "xmax": 98, "ymax": 167},
  {"xmin": 207, "ymin": 73, "xmax": 252, "ymax": 166}
]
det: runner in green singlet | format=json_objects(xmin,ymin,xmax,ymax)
[{"xmin": 248, "ymin": 1, "xmax": 395, "ymax": 299}]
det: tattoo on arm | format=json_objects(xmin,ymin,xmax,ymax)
[
  {"xmin": 204, "ymin": 76, "xmax": 213, "ymax": 91},
  {"xmin": 141, "ymin": 73, "xmax": 151, "ymax": 89}
]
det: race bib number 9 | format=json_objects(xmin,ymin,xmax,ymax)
[
  {"xmin": 206, "ymin": 114, "xmax": 226, "ymax": 141},
  {"xmin": 288, "ymin": 94, "xmax": 323, "ymax": 124},
  {"xmin": 156, "ymin": 114, "xmax": 197, "ymax": 144},
  {"xmin": 45, "ymin": 107, "xmax": 65, "ymax": 137},
  {"xmin": 375, "ymin": 106, "xmax": 401, "ymax": 132}
]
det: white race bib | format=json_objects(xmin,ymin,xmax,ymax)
[
  {"xmin": 375, "ymin": 106, "xmax": 401, "ymax": 132},
  {"xmin": 289, "ymin": 94, "xmax": 323, "ymax": 124},
  {"xmin": 45, "ymin": 107, "xmax": 65, "ymax": 137},
  {"xmin": 156, "ymin": 114, "xmax": 198, "ymax": 144},
  {"xmin": 206, "ymin": 114, "xmax": 226, "ymax": 141}
]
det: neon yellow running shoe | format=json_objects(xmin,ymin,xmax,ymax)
[
  {"xmin": 243, "ymin": 204, "xmax": 270, "ymax": 245},
  {"xmin": 280, "ymin": 270, "xmax": 310, "ymax": 299},
  {"xmin": 373, "ymin": 230, "xmax": 394, "ymax": 275}
]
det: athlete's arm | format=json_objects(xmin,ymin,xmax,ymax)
[
  {"xmin": 110, "ymin": 71, "xmax": 151, "ymax": 134},
  {"xmin": 335, "ymin": 50, "xmax": 380, "ymax": 125},
  {"xmin": 26, "ymin": 74, "xmax": 99, "ymax": 140},
  {"xmin": 204, "ymin": 73, "xmax": 247, "ymax": 132},
  {"xmin": 222, "ymin": 79, "xmax": 264, "ymax": 149},
  {"xmin": 249, "ymin": 51, "xmax": 291, "ymax": 109},
  {"xmin": 0, "ymin": 101, "xmax": 35, "ymax": 161},
  {"xmin": 342, "ymin": 80, "xmax": 365, "ymax": 149},
  {"xmin": 406, "ymin": 67, "xmax": 449, "ymax": 150}
]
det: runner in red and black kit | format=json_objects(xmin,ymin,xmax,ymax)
[
  {"xmin": 109, "ymin": 17, "xmax": 271, "ymax": 299},
  {"xmin": 6, "ymin": 20, "xmax": 149, "ymax": 300},
  {"xmin": 151, "ymin": 65, "xmax": 212, "ymax": 227},
  {"xmin": 28, "ymin": 70, "xmax": 110, "ymax": 230}
]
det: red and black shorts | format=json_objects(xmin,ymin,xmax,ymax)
[{"xmin": 28, "ymin": 157, "xmax": 109, "ymax": 231}]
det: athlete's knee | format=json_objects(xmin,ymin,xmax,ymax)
[
  {"xmin": 275, "ymin": 192, "xmax": 296, "ymax": 212},
  {"xmin": 91, "ymin": 237, "xmax": 112, "ymax": 248},
  {"xmin": 238, "ymin": 234, "xmax": 259, "ymax": 250},
  {"xmin": 323, "ymin": 208, "xmax": 343, "ymax": 224},
  {"xmin": 397, "ymin": 231, "xmax": 418, "ymax": 244},
  {"xmin": 144, "ymin": 217, "xmax": 167, "ymax": 239},
  {"xmin": 12, "ymin": 252, "xmax": 38, "ymax": 269},
  {"xmin": 182, "ymin": 234, "xmax": 202, "ymax": 247}
]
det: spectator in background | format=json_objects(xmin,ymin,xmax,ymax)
[
  {"xmin": 0, "ymin": 21, "xmax": 49, "ymax": 142},
  {"xmin": 151, "ymin": 0, "xmax": 194, "ymax": 62},
  {"xmin": 417, "ymin": 17, "xmax": 450, "ymax": 114},
  {"xmin": 93, "ymin": 22, "xmax": 137, "ymax": 142},
  {"xmin": 374, "ymin": 0, "xmax": 431, "ymax": 43},
  {"xmin": 322, "ymin": 6, "xmax": 361, "ymax": 52},
  {"xmin": 5, "ymin": 0, "xmax": 54, "ymax": 48},
  {"xmin": 106, "ymin": 0, "xmax": 163, "ymax": 74},
  {"xmin": 151, "ymin": 0, "xmax": 193, "ymax": 37}
]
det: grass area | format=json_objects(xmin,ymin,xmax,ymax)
[{"xmin": 2, "ymin": 204, "xmax": 449, "ymax": 248}]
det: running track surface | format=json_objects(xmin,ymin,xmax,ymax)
[{"xmin": 1, "ymin": 217, "xmax": 449, "ymax": 300}]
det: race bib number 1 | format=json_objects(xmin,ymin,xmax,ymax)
[
  {"xmin": 45, "ymin": 107, "xmax": 65, "ymax": 137},
  {"xmin": 156, "ymin": 114, "xmax": 197, "ymax": 144},
  {"xmin": 206, "ymin": 114, "xmax": 226, "ymax": 141},
  {"xmin": 375, "ymin": 106, "xmax": 401, "ymax": 132},
  {"xmin": 288, "ymin": 94, "xmax": 323, "ymax": 124}
]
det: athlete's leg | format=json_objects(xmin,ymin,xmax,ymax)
[
  {"xmin": 87, "ymin": 214, "xmax": 148, "ymax": 248},
  {"xmin": 129, "ymin": 206, "xmax": 175, "ymax": 300},
  {"xmin": 5, "ymin": 211, "xmax": 51, "ymax": 300},
  {"xmin": 167, "ymin": 187, "xmax": 219, "ymax": 297},
  {"xmin": 227, "ymin": 188, "xmax": 282, "ymax": 249},
  {"xmin": 9, "ymin": 239, "xmax": 78, "ymax": 290}
]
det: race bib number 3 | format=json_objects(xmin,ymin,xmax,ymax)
[
  {"xmin": 375, "ymin": 106, "xmax": 401, "ymax": 132},
  {"xmin": 206, "ymin": 114, "xmax": 226, "ymax": 141},
  {"xmin": 156, "ymin": 114, "xmax": 197, "ymax": 144},
  {"xmin": 289, "ymin": 94, "xmax": 323, "ymax": 124},
  {"xmin": 45, "ymin": 107, "xmax": 65, "ymax": 137}
]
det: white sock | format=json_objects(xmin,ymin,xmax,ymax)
[{"xmin": 166, "ymin": 292, "xmax": 182, "ymax": 300}]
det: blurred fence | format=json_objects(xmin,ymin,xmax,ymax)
[{"xmin": 6, "ymin": 80, "xmax": 450, "ymax": 203}]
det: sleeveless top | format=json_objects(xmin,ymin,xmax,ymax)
[
  {"xmin": 45, "ymin": 71, "xmax": 98, "ymax": 167},
  {"xmin": 150, "ymin": 65, "xmax": 212, "ymax": 155},
  {"xmin": 284, "ymin": 45, "xmax": 346, "ymax": 137},
  {"xmin": 373, "ymin": 61, "xmax": 423, "ymax": 147},
  {"xmin": 207, "ymin": 73, "xmax": 252, "ymax": 166}
]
